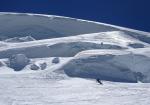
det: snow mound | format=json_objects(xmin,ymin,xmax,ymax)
[
  {"xmin": 30, "ymin": 64, "xmax": 40, "ymax": 70},
  {"xmin": 62, "ymin": 49, "xmax": 150, "ymax": 83},
  {"xmin": 30, "ymin": 62, "xmax": 47, "ymax": 70},
  {"xmin": 8, "ymin": 54, "xmax": 30, "ymax": 71}
]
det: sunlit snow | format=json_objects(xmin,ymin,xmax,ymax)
[{"xmin": 0, "ymin": 12, "xmax": 150, "ymax": 105}]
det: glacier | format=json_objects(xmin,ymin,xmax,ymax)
[{"xmin": 0, "ymin": 12, "xmax": 150, "ymax": 105}]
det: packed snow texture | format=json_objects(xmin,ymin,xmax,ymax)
[{"xmin": 0, "ymin": 12, "xmax": 150, "ymax": 105}]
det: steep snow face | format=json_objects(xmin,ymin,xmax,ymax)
[
  {"xmin": 0, "ymin": 12, "xmax": 150, "ymax": 42},
  {"xmin": 0, "ymin": 13, "xmax": 117, "ymax": 40},
  {"xmin": 62, "ymin": 49, "xmax": 150, "ymax": 83}
]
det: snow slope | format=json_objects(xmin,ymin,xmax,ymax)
[
  {"xmin": 0, "ymin": 31, "xmax": 148, "ymax": 58},
  {"xmin": 62, "ymin": 49, "xmax": 150, "ymax": 83},
  {"xmin": 0, "ymin": 12, "xmax": 150, "ymax": 105},
  {"xmin": 0, "ymin": 12, "xmax": 150, "ymax": 42},
  {"xmin": 0, "ymin": 12, "xmax": 150, "ymax": 82},
  {"xmin": 0, "ymin": 76, "xmax": 150, "ymax": 105}
]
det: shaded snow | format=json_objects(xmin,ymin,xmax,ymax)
[
  {"xmin": 62, "ymin": 50, "xmax": 136, "ymax": 83},
  {"xmin": 64, "ymin": 49, "xmax": 150, "ymax": 83},
  {"xmin": 0, "ymin": 12, "xmax": 149, "ymax": 40}
]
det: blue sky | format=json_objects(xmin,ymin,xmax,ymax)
[{"xmin": 0, "ymin": 0, "xmax": 149, "ymax": 32}]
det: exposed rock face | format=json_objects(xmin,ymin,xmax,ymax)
[{"xmin": 9, "ymin": 54, "xmax": 30, "ymax": 71}]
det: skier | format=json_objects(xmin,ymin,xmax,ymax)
[
  {"xmin": 101, "ymin": 42, "xmax": 104, "ymax": 46},
  {"xmin": 100, "ymin": 42, "xmax": 104, "ymax": 49},
  {"xmin": 96, "ymin": 78, "xmax": 103, "ymax": 85}
]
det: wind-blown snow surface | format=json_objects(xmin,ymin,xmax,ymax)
[
  {"xmin": 0, "ymin": 76, "xmax": 150, "ymax": 105},
  {"xmin": 0, "ymin": 12, "xmax": 150, "ymax": 105}
]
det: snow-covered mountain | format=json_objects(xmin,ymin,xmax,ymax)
[{"xmin": 0, "ymin": 12, "xmax": 150, "ymax": 105}]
